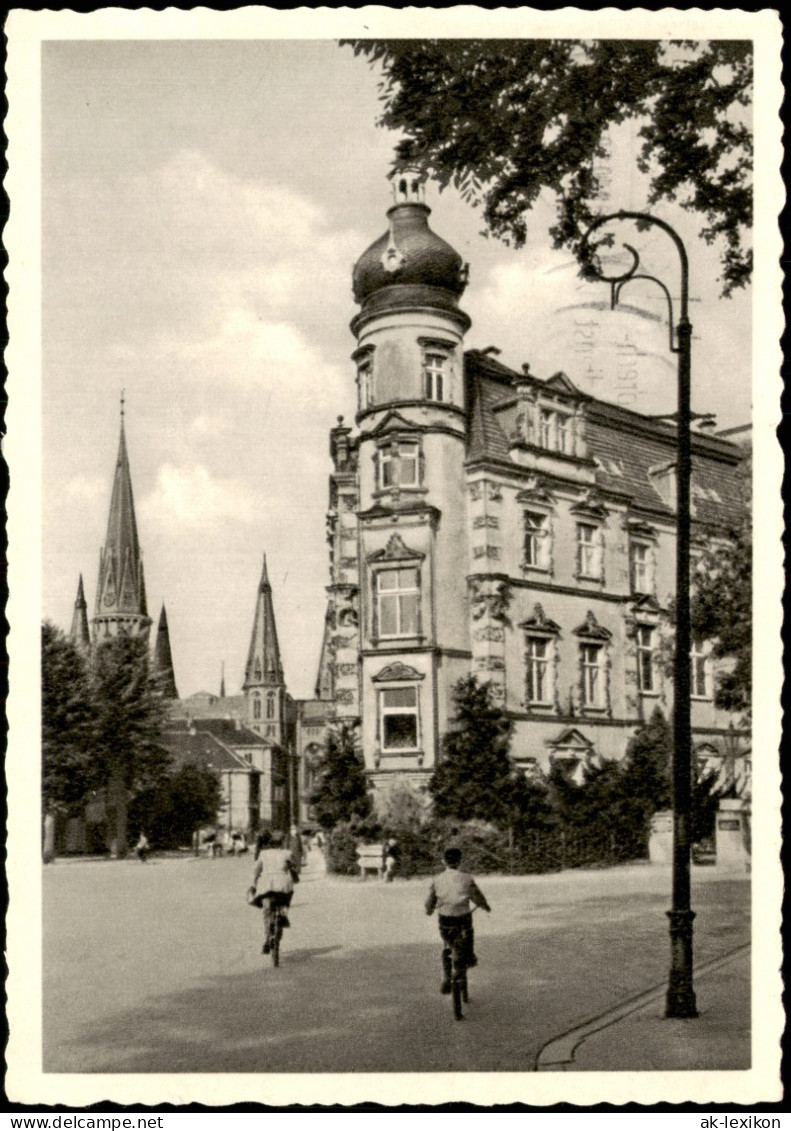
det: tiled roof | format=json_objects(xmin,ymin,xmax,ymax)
[
  {"xmin": 161, "ymin": 730, "xmax": 250, "ymax": 774},
  {"xmin": 166, "ymin": 717, "xmax": 266, "ymax": 747},
  {"xmin": 464, "ymin": 349, "xmax": 746, "ymax": 530}
]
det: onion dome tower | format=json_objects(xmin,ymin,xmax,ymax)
[
  {"xmin": 242, "ymin": 554, "xmax": 286, "ymax": 741},
  {"xmin": 348, "ymin": 169, "xmax": 473, "ymax": 783},
  {"xmin": 69, "ymin": 574, "xmax": 91, "ymax": 654},
  {"xmin": 152, "ymin": 604, "xmax": 178, "ymax": 699},
  {"xmin": 92, "ymin": 398, "xmax": 152, "ymax": 643}
]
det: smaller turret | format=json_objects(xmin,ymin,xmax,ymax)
[
  {"xmin": 69, "ymin": 575, "xmax": 91, "ymax": 654},
  {"xmin": 152, "ymin": 604, "xmax": 178, "ymax": 699}
]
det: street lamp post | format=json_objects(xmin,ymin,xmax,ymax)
[{"xmin": 582, "ymin": 210, "xmax": 698, "ymax": 1019}]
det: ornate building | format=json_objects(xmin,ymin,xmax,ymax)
[{"xmin": 315, "ymin": 171, "xmax": 749, "ymax": 794}]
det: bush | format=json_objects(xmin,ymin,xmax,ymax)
[{"xmin": 325, "ymin": 823, "xmax": 361, "ymax": 875}]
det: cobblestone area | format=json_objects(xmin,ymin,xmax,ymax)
[{"xmin": 43, "ymin": 852, "xmax": 749, "ymax": 1074}]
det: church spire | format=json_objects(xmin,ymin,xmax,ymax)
[
  {"xmin": 152, "ymin": 604, "xmax": 178, "ymax": 699},
  {"xmin": 242, "ymin": 553, "xmax": 285, "ymax": 738},
  {"xmin": 92, "ymin": 398, "xmax": 152, "ymax": 642},
  {"xmin": 69, "ymin": 574, "xmax": 91, "ymax": 654}
]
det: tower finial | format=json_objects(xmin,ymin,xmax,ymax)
[{"xmin": 120, "ymin": 388, "xmax": 126, "ymax": 422}]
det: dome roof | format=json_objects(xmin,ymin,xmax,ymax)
[{"xmin": 352, "ymin": 201, "xmax": 468, "ymax": 308}]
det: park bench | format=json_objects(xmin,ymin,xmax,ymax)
[{"xmin": 356, "ymin": 843, "xmax": 384, "ymax": 880}]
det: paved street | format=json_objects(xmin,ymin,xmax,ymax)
[{"xmin": 43, "ymin": 851, "xmax": 750, "ymax": 1073}]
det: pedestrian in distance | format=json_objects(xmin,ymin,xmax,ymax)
[
  {"xmin": 288, "ymin": 824, "xmax": 303, "ymax": 873},
  {"xmin": 134, "ymin": 832, "xmax": 149, "ymax": 863},
  {"xmin": 425, "ymin": 846, "xmax": 491, "ymax": 992},
  {"xmin": 383, "ymin": 838, "xmax": 400, "ymax": 882}
]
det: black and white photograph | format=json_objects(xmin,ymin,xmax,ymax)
[{"xmin": 5, "ymin": 6, "xmax": 784, "ymax": 1109}]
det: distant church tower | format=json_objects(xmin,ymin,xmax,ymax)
[
  {"xmin": 152, "ymin": 604, "xmax": 178, "ymax": 699},
  {"xmin": 242, "ymin": 555, "xmax": 286, "ymax": 740},
  {"xmin": 92, "ymin": 399, "xmax": 152, "ymax": 643},
  {"xmin": 69, "ymin": 574, "xmax": 91, "ymax": 654}
]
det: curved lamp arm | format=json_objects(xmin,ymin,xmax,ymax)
[{"xmin": 581, "ymin": 210, "xmax": 690, "ymax": 352}]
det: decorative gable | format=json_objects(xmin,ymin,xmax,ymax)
[
  {"xmin": 519, "ymin": 603, "xmax": 561, "ymax": 636},
  {"xmin": 546, "ymin": 727, "xmax": 595, "ymax": 753},
  {"xmin": 516, "ymin": 474, "xmax": 556, "ymax": 507},
  {"xmin": 573, "ymin": 610, "xmax": 613, "ymax": 641},
  {"xmin": 367, "ymin": 533, "xmax": 425, "ymax": 563},
  {"xmin": 372, "ymin": 662, "xmax": 425, "ymax": 683},
  {"xmin": 570, "ymin": 488, "xmax": 609, "ymax": 520},
  {"xmin": 368, "ymin": 409, "xmax": 416, "ymax": 438},
  {"xmin": 545, "ymin": 371, "xmax": 583, "ymax": 398},
  {"xmin": 627, "ymin": 518, "xmax": 659, "ymax": 541}
]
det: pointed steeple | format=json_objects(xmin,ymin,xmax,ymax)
[
  {"xmin": 152, "ymin": 604, "xmax": 178, "ymax": 699},
  {"xmin": 92, "ymin": 397, "xmax": 152, "ymax": 642},
  {"xmin": 69, "ymin": 574, "xmax": 91, "ymax": 654},
  {"xmin": 220, "ymin": 662, "xmax": 226, "ymax": 698},
  {"xmin": 243, "ymin": 553, "xmax": 285, "ymax": 738}
]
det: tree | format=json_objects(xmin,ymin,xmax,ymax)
[
  {"xmin": 41, "ymin": 622, "xmax": 94, "ymax": 860},
  {"xmin": 689, "ymin": 523, "xmax": 751, "ymax": 716},
  {"xmin": 309, "ymin": 721, "xmax": 372, "ymax": 830},
  {"xmin": 344, "ymin": 39, "xmax": 752, "ymax": 294},
  {"xmin": 128, "ymin": 762, "xmax": 223, "ymax": 851},
  {"xmin": 374, "ymin": 778, "xmax": 429, "ymax": 832},
  {"xmin": 430, "ymin": 676, "xmax": 518, "ymax": 825},
  {"xmin": 621, "ymin": 706, "xmax": 673, "ymax": 817},
  {"xmin": 90, "ymin": 635, "xmax": 171, "ymax": 858}
]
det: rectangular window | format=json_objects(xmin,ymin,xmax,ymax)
[
  {"xmin": 691, "ymin": 639, "xmax": 709, "ymax": 698},
  {"xmin": 636, "ymin": 626, "xmax": 654, "ymax": 692},
  {"xmin": 580, "ymin": 644, "xmax": 602, "ymax": 707},
  {"xmin": 577, "ymin": 523, "xmax": 600, "ymax": 578},
  {"xmin": 359, "ymin": 361, "xmax": 373, "ymax": 409},
  {"xmin": 556, "ymin": 414, "xmax": 570, "ymax": 453},
  {"xmin": 381, "ymin": 687, "xmax": 419, "ymax": 750},
  {"xmin": 380, "ymin": 442, "xmax": 419, "ymax": 489},
  {"xmin": 631, "ymin": 542, "xmax": 650, "ymax": 593},
  {"xmin": 539, "ymin": 410, "xmax": 552, "ymax": 447},
  {"xmin": 524, "ymin": 511, "xmax": 548, "ymax": 568},
  {"xmin": 526, "ymin": 637, "xmax": 551, "ymax": 703},
  {"xmin": 378, "ymin": 567, "xmax": 419, "ymax": 638},
  {"xmin": 424, "ymin": 353, "xmax": 445, "ymax": 401}
]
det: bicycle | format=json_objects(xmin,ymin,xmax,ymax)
[
  {"xmin": 265, "ymin": 898, "xmax": 284, "ymax": 967},
  {"xmin": 247, "ymin": 888, "xmax": 286, "ymax": 967},
  {"xmin": 439, "ymin": 910, "xmax": 476, "ymax": 1021}
]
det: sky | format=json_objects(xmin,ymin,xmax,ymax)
[{"xmin": 41, "ymin": 36, "xmax": 753, "ymax": 701}]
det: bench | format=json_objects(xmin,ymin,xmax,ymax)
[{"xmin": 356, "ymin": 843, "xmax": 384, "ymax": 880}]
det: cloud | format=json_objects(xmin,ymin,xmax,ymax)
[
  {"xmin": 63, "ymin": 474, "xmax": 106, "ymax": 503},
  {"xmin": 142, "ymin": 463, "xmax": 257, "ymax": 529}
]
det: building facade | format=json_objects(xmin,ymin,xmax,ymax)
[{"xmin": 315, "ymin": 172, "xmax": 749, "ymax": 794}]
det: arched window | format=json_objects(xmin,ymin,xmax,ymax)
[
  {"xmin": 253, "ymin": 695, "xmax": 261, "ymax": 720},
  {"xmin": 266, "ymin": 693, "xmax": 275, "ymax": 719}
]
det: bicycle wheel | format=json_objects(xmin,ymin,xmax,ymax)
[
  {"xmin": 452, "ymin": 972, "xmax": 464, "ymax": 1020},
  {"xmin": 271, "ymin": 916, "xmax": 281, "ymax": 967},
  {"xmin": 461, "ymin": 971, "xmax": 469, "ymax": 1004}
]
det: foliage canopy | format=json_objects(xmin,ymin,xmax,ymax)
[{"xmin": 344, "ymin": 39, "xmax": 753, "ymax": 294}]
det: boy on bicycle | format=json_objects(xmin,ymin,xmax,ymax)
[
  {"xmin": 425, "ymin": 846, "xmax": 491, "ymax": 993},
  {"xmin": 249, "ymin": 830, "xmax": 298, "ymax": 954}
]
